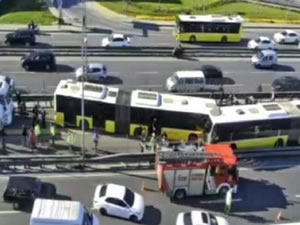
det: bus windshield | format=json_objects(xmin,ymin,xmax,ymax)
[{"xmin": 170, "ymin": 75, "xmax": 179, "ymax": 83}]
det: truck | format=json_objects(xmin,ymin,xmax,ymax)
[
  {"xmin": 30, "ymin": 198, "xmax": 100, "ymax": 225},
  {"xmin": 156, "ymin": 144, "xmax": 238, "ymax": 200}
]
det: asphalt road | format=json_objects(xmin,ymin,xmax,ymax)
[
  {"xmin": 1, "ymin": 163, "xmax": 300, "ymax": 225},
  {"xmin": 1, "ymin": 28, "xmax": 300, "ymax": 49},
  {"xmin": 1, "ymin": 56, "xmax": 300, "ymax": 94}
]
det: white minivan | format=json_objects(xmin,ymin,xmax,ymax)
[
  {"xmin": 166, "ymin": 71, "xmax": 221, "ymax": 92},
  {"xmin": 30, "ymin": 199, "xmax": 99, "ymax": 225},
  {"xmin": 251, "ymin": 50, "xmax": 277, "ymax": 69}
]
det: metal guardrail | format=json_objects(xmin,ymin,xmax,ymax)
[
  {"xmin": 0, "ymin": 149, "xmax": 300, "ymax": 172},
  {"xmin": 1, "ymin": 46, "xmax": 300, "ymax": 57}
]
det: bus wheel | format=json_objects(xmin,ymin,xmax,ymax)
[
  {"xmin": 274, "ymin": 138, "xmax": 283, "ymax": 148},
  {"xmin": 188, "ymin": 134, "xmax": 198, "ymax": 143},
  {"xmin": 221, "ymin": 36, "xmax": 227, "ymax": 43},
  {"xmin": 189, "ymin": 35, "xmax": 196, "ymax": 43},
  {"xmin": 218, "ymin": 186, "xmax": 229, "ymax": 196},
  {"xmin": 230, "ymin": 143, "xmax": 237, "ymax": 150},
  {"xmin": 174, "ymin": 189, "xmax": 186, "ymax": 200}
]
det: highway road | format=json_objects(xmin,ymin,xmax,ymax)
[
  {"xmin": 1, "ymin": 28, "xmax": 300, "ymax": 48},
  {"xmin": 1, "ymin": 56, "xmax": 300, "ymax": 93},
  {"xmin": 1, "ymin": 164, "xmax": 300, "ymax": 225}
]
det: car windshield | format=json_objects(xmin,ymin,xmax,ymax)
[
  {"xmin": 255, "ymin": 38, "xmax": 260, "ymax": 43},
  {"xmin": 282, "ymin": 31, "xmax": 287, "ymax": 35},
  {"xmin": 99, "ymin": 185, "xmax": 107, "ymax": 197},
  {"xmin": 183, "ymin": 212, "xmax": 193, "ymax": 225},
  {"xmin": 171, "ymin": 75, "xmax": 178, "ymax": 82},
  {"xmin": 123, "ymin": 188, "xmax": 135, "ymax": 207},
  {"xmin": 209, "ymin": 213, "xmax": 219, "ymax": 225}
]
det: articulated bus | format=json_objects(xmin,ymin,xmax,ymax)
[
  {"xmin": 175, "ymin": 14, "xmax": 244, "ymax": 43},
  {"xmin": 54, "ymin": 80, "xmax": 300, "ymax": 150}
]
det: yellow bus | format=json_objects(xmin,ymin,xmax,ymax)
[
  {"xmin": 54, "ymin": 80, "xmax": 300, "ymax": 150},
  {"xmin": 175, "ymin": 14, "xmax": 244, "ymax": 43}
]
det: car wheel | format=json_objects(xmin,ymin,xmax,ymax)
[
  {"xmin": 189, "ymin": 35, "xmax": 196, "ymax": 43},
  {"xmin": 45, "ymin": 64, "xmax": 51, "ymax": 71},
  {"xmin": 221, "ymin": 36, "xmax": 227, "ymax": 43},
  {"xmin": 23, "ymin": 64, "xmax": 30, "ymax": 71},
  {"xmin": 130, "ymin": 215, "xmax": 138, "ymax": 223},
  {"xmin": 100, "ymin": 208, "xmax": 107, "ymax": 215},
  {"xmin": 13, "ymin": 202, "xmax": 20, "ymax": 210}
]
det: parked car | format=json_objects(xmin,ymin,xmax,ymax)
[
  {"xmin": 176, "ymin": 211, "xmax": 229, "ymax": 225},
  {"xmin": 5, "ymin": 29, "xmax": 36, "ymax": 46},
  {"xmin": 247, "ymin": 36, "xmax": 276, "ymax": 50},
  {"xmin": 21, "ymin": 51, "xmax": 56, "ymax": 71},
  {"xmin": 272, "ymin": 76, "xmax": 300, "ymax": 91},
  {"xmin": 199, "ymin": 65, "xmax": 223, "ymax": 79},
  {"xmin": 75, "ymin": 63, "xmax": 107, "ymax": 81},
  {"xmin": 3, "ymin": 176, "xmax": 56, "ymax": 210},
  {"xmin": 251, "ymin": 50, "xmax": 277, "ymax": 69},
  {"xmin": 93, "ymin": 183, "xmax": 144, "ymax": 222},
  {"xmin": 101, "ymin": 34, "xmax": 131, "ymax": 47},
  {"xmin": 274, "ymin": 30, "xmax": 300, "ymax": 44}
]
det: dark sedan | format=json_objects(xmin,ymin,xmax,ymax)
[{"xmin": 272, "ymin": 76, "xmax": 300, "ymax": 91}]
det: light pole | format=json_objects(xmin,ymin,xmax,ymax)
[{"xmin": 81, "ymin": 0, "xmax": 88, "ymax": 159}]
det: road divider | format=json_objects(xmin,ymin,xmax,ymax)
[{"xmin": 1, "ymin": 46, "xmax": 300, "ymax": 57}]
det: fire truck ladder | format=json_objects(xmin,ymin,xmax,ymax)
[{"xmin": 157, "ymin": 151, "xmax": 223, "ymax": 164}]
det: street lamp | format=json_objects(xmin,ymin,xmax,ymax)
[{"xmin": 81, "ymin": 0, "xmax": 88, "ymax": 159}]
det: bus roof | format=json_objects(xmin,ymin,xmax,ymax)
[
  {"xmin": 55, "ymin": 79, "xmax": 118, "ymax": 104},
  {"xmin": 204, "ymin": 144, "xmax": 236, "ymax": 165},
  {"xmin": 177, "ymin": 14, "xmax": 244, "ymax": 23},
  {"xmin": 209, "ymin": 100, "xmax": 300, "ymax": 124},
  {"xmin": 31, "ymin": 199, "xmax": 83, "ymax": 223},
  {"xmin": 175, "ymin": 71, "xmax": 205, "ymax": 78},
  {"xmin": 130, "ymin": 89, "xmax": 217, "ymax": 115}
]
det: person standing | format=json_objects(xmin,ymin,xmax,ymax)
[
  {"xmin": 34, "ymin": 123, "xmax": 41, "ymax": 146},
  {"xmin": 224, "ymin": 188, "xmax": 233, "ymax": 215},
  {"xmin": 41, "ymin": 108, "xmax": 47, "ymax": 128},
  {"xmin": 15, "ymin": 91, "xmax": 22, "ymax": 110},
  {"xmin": 50, "ymin": 123, "xmax": 56, "ymax": 145},
  {"xmin": 93, "ymin": 129, "xmax": 99, "ymax": 151},
  {"xmin": 0, "ymin": 128, "xmax": 6, "ymax": 154},
  {"xmin": 21, "ymin": 124, "xmax": 28, "ymax": 147}
]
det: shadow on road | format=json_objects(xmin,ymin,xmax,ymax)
[
  {"xmin": 88, "ymin": 27, "xmax": 112, "ymax": 34},
  {"xmin": 56, "ymin": 64, "xmax": 75, "ymax": 73},
  {"xmin": 132, "ymin": 21, "xmax": 160, "ymax": 37},
  {"xmin": 90, "ymin": 76, "xmax": 123, "ymax": 85},
  {"xmin": 142, "ymin": 205, "xmax": 161, "ymax": 225}
]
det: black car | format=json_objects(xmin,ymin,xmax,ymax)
[
  {"xmin": 5, "ymin": 29, "xmax": 36, "ymax": 46},
  {"xmin": 200, "ymin": 65, "xmax": 223, "ymax": 79},
  {"xmin": 3, "ymin": 176, "xmax": 56, "ymax": 210},
  {"xmin": 21, "ymin": 51, "xmax": 56, "ymax": 71},
  {"xmin": 272, "ymin": 76, "xmax": 300, "ymax": 91}
]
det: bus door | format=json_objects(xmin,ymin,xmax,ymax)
[
  {"xmin": 205, "ymin": 166, "xmax": 217, "ymax": 194},
  {"xmin": 287, "ymin": 117, "xmax": 300, "ymax": 146},
  {"xmin": 115, "ymin": 90, "xmax": 131, "ymax": 135}
]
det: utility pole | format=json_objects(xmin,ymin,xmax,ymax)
[{"xmin": 81, "ymin": 0, "xmax": 88, "ymax": 159}]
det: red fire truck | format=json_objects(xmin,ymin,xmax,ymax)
[{"xmin": 156, "ymin": 144, "xmax": 238, "ymax": 200}]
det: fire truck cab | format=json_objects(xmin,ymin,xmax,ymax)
[{"xmin": 156, "ymin": 144, "xmax": 238, "ymax": 200}]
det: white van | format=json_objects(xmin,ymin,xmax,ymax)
[
  {"xmin": 166, "ymin": 71, "xmax": 221, "ymax": 92},
  {"xmin": 30, "ymin": 199, "xmax": 99, "ymax": 225},
  {"xmin": 251, "ymin": 49, "xmax": 277, "ymax": 69}
]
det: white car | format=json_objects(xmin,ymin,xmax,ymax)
[
  {"xmin": 93, "ymin": 183, "xmax": 145, "ymax": 222},
  {"xmin": 75, "ymin": 63, "xmax": 107, "ymax": 81},
  {"xmin": 247, "ymin": 36, "xmax": 276, "ymax": 50},
  {"xmin": 101, "ymin": 34, "xmax": 131, "ymax": 47},
  {"xmin": 176, "ymin": 211, "xmax": 229, "ymax": 225},
  {"xmin": 274, "ymin": 30, "xmax": 300, "ymax": 44}
]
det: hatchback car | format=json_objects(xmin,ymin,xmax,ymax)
[
  {"xmin": 3, "ymin": 176, "xmax": 56, "ymax": 210},
  {"xmin": 101, "ymin": 34, "xmax": 131, "ymax": 47},
  {"xmin": 272, "ymin": 76, "xmax": 300, "ymax": 91},
  {"xmin": 75, "ymin": 63, "xmax": 107, "ymax": 81},
  {"xmin": 93, "ymin": 183, "xmax": 144, "ymax": 222},
  {"xmin": 21, "ymin": 51, "xmax": 56, "ymax": 71},
  {"xmin": 247, "ymin": 36, "xmax": 276, "ymax": 50},
  {"xmin": 176, "ymin": 211, "xmax": 229, "ymax": 225},
  {"xmin": 200, "ymin": 65, "xmax": 223, "ymax": 79},
  {"xmin": 273, "ymin": 30, "xmax": 300, "ymax": 44},
  {"xmin": 5, "ymin": 29, "xmax": 36, "ymax": 46}
]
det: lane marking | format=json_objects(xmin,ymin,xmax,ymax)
[
  {"xmin": 0, "ymin": 211, "xmax": 22, "ymax": 214},
  {"xmin": 295, "ymin": 195, "xmax": 300, "ymax": 198},
  {"xmin": 135, "ymin": 71, "xmax": 159, "ymax": 75}
]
